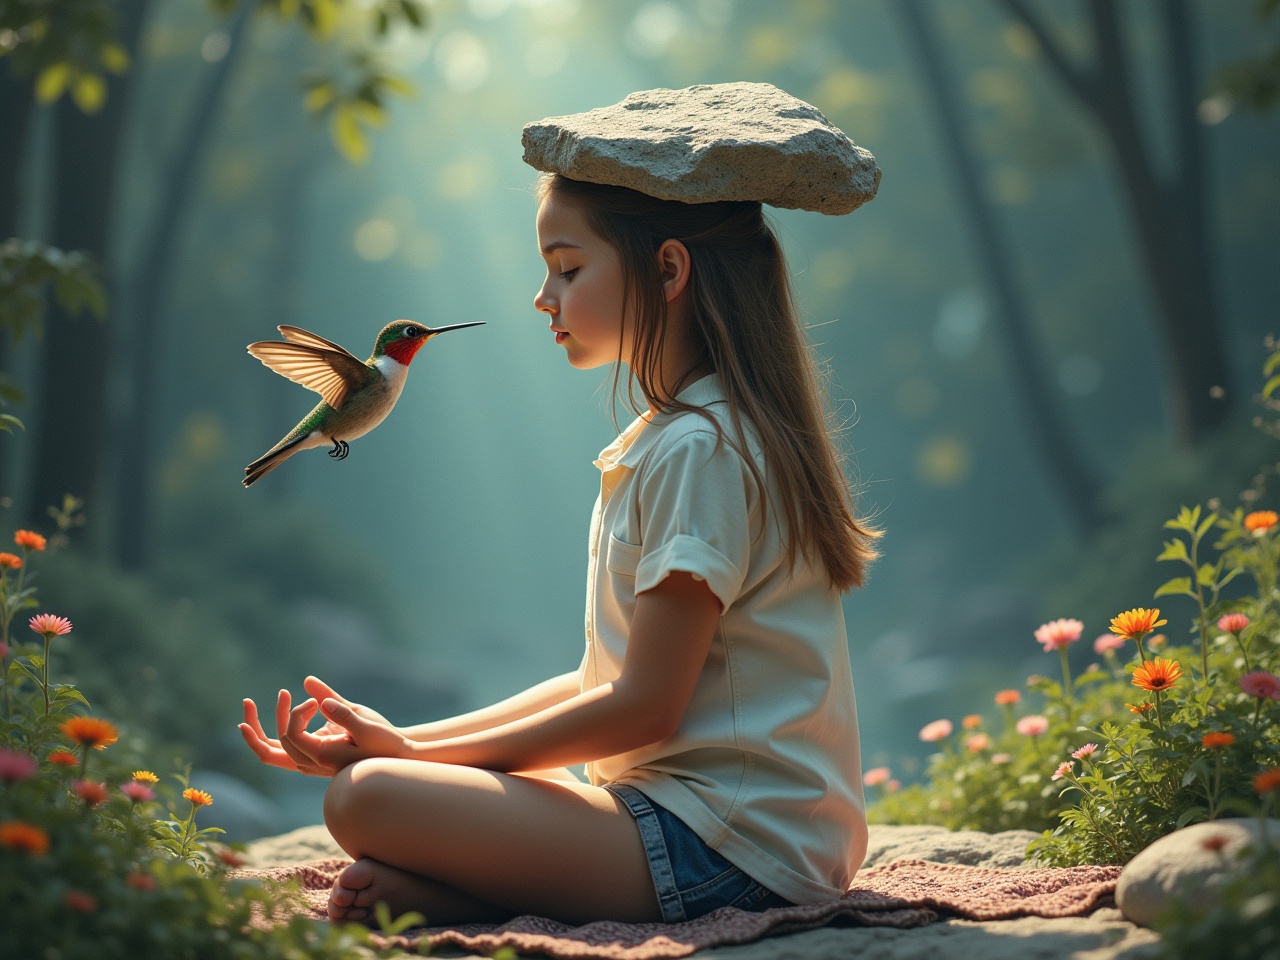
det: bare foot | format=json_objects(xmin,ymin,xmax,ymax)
[{"xmin": 327, "ymin": 857, "xmax": 439, "ymax": 924}]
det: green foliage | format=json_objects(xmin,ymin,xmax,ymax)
[
  {"xmin": 1214, "ymin": 0, "xmax": 1280, "ymax": 114},
  {"xmin": 0, "ymin": 0, "xmax": 126, "ymax": 113},
  {"xmin": 0, "ymin": 519, "xmax": 421, "ymax": 960},
  {"xmin": 0, "ymin": 238, "xmax": 106, "ymax": 342},
  {"xmin": 870, "ymin": 349, "xmax": 1280, "ymax": 867}
]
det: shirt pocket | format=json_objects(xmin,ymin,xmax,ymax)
[{"xmin": 606, "ymin": 532, "xmax": 642, "ymax": 577}]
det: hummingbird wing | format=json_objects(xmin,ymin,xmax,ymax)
[
  {"xmin": 246, "ymin": 341, "xmax": 370, "ymax": 410},
  {"xmin": 276, "ymin": 325, "xmax": 359, "ymax": 357}
]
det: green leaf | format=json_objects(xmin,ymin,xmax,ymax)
[
  {"xmin": 380, "ymin": 74, "xmax": 416, "ymax": 98},
  {"xmin": 35, "ymin": 63, "xmax": 72, "ymax": 104},
  {"xmin": 72, "ymin": 74, "xmax": 107, "ymax": 113},
  {"xmin": 0, "ymin": 413, "xmax": 25, "ymax": 433},
  {"xmin": 1154, "ymin": 576, "xmax": 1196, "ymax": 599},
  {"xmin": 12, "ymin": 658, "xmax": 42, "ymax": 686},
  {"xmin": 1197, "ymin": 563, "xmax": 1217, "ymax": 587},
  {"xmin": 1265, "ymin": 373, "xmax": 1280, "ymax": 398},
  {"xmin": 50, "ymin": 685, "xmax": 90, "ymax": 709},
  {"xmin": 303, "ymin": 81, "xmax": 336, "ymax": 113},
  {"xmin": 1195, "ymin": 511, "xmax": 1218, "ymax": 541},
  {"xmin": 309, "ymin": 0, "xmax": 339, "ymax": 37},
  {"xmin": 100, "ymin": 43, "xmax": 131, "ymax": 74},
  {"xmin": 1156, "ymin": 538, "xmax": 1191, "ymax": 564},
  {"xmin": 1175, "ymin": 806, "xmax": 1208, "ymax": 829},
  {"xmin": 1266, "ymin": 350, "xmax": 1280, "ymax": 376},
  {"xmin": 331, "ymin": 105, "xmax": 369, "ymax": 164},
  {"xmin": 401, "ymin": 0, "xmax": 425, "ymax": 27}
]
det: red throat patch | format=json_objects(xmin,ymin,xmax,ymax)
[{"xmin": 383, "ymin": 337, "xmax": 425, "ymax": 366}]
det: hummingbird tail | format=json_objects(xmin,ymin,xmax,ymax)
[{"xmin": 243, "ymin": 434, "xmax": 310, "ymax": 487}]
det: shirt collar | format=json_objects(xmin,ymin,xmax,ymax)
[{"xmin": 594, "ymin": 373, "xmax": 726, "ymax": 473}]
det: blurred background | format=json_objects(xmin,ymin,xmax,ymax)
[{"xmin": 1, "ymin": 0, "xmax": 1277, "ymax": 839}]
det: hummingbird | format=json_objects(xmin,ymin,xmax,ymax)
[{"xmin": 243, "ymin": 319, "xmax": 484, "ymax": 487}]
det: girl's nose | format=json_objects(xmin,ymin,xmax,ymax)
[{"xmin": 534, "ymin": 285, "xmax": 557, "ymax": 315}]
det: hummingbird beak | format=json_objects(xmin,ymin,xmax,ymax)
[{"xmin": 426, "ymin": 322, "xmax": 485, "ymax": 338}]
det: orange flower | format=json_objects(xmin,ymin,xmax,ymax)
[
  {"xmin": 47, "ymin": 749, "xmax": 78, "ymax": 767},
  {"xmin": 63, "ymin": 890, "xmax": 97, "ymax": 913},
  {"xmin": 132, "ymin": 770, "xmax": 159, "ymax": 784},
  {"xmin": 14, "ymin": 530, "xmax": 46, "ymax": 551},
  {"xmin": 183, "ymin": 787, "xmax": 213, "ymax": 807},
  {"xmin": 29, "ymin": 613, "xmax": 72, "ymax": 638},
  {"xmin": 60, "ymin": 716, "xmax": 119, "ymax": 750},
  {"xmin": 962, "ymin": 714, "xmax": 983, "ymax": 729},
  {"xmin": 994, "ymin": 689, "xmax": 1021, "ymax": 706},
  {"xmin": 1201, "ymin": 834, "xmax": 1229, "ymax": 852},
  {"xmin": 216, "ymin": 847, "xmax": 247, "ymax": 867},
  {"xmin": 72, "ymin": 780, "xmax": 108, "ymax": 807},
  {"xmin": 1128, "ymin": 701, "xmax": 1154, "ymax": 715},
  {"xmin": 0, "ymin": 553, "xmax": 21, "ymax": 570},
  {"xmin": 1132, "ymin": 657, "xmax": 1182, "ymax": 693},
  {"xmin": 0, "ymin": 820, "xmax": 50, "ymax": 855},
  {"xmin": 1255, "ymin": 768, "xmax": 1280, "ymax": 794},
  {"xmin": 1244, "ymin": 510, "xmax": 1278, "ymax": 533},
  {"xmin": 1109, "ymin": 608, "xmax": 1167, "ymax": 640},
  {"xmin": 1201, "ymin": 732, "xmax": 1235, "ymax": 749}
]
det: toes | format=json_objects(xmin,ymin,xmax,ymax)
[
  {"xmin": 330, "ymin": 883, "xmax": 357, "ymax": 907},
  {"xmin": 336, "ymin": 857, "xmax": 378, "ymax": 892}
]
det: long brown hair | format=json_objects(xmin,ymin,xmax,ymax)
[{"xmin": 539, "ymin": 174, "xmax": 880, "ymax": 591}]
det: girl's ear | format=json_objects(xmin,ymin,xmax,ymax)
[{"xmin": 655, "ymin": 239, "xmax": 692, "ymax": 303}]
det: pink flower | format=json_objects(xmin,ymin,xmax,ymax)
[
  {"xmin": 120, "ymin": 781, "xmax": 155, "ymax": 803},
  {"xmin": 1016, "ymin": 715, "xmax": 1049, "ymax": 737},
  {"xmin": 1051, "ymin": 761, "xmax": 1073, "ymax": 781},
  {"xmin": 1093, "ymin": 633, "xmax": 1127, "ymax": 655},
  {"xmin": 0, "ymin": 749, "xmax": 36, "ymax": 783},
  {"xmin": 0, "ymin": 639, "xmax": 8, "ymax": 658},
  {"xmin": 28, "ymin": 613, "xmax": 72, "ymax": 639},
  {"xmin": 863, "ymin": 767, "xmax": 891, "ymax": 787},
  {"xmin": 1240, "ymin": 671, "xmax": 1280, "ymax": 701},
  {"xmin": 919, "ymin": 719, "xmax": 953, "ymax": 742},
  {"xmin": 885, "ymin": 779, "xmax": 901, "ymax": 792},
  {"xmin": 72, "ymin": 780, "xmax": 107, "ymax": 807},
  {"xmin": 1035, "ymin": 618, "xmax": 1084, "ymax": 651},
  {"xmin": 1217, "ymin": 613, "xmax": 1249, "ymax": 634},
  {"xmin": 966, "ymin": 733, "xmax": 991, "ymax": 753},
  {"xmin": 1071, "ymin": 743, "xmax": 1099, "ymax": 761},
  {"xmin": 991, "ymin": 753, "xmax": 1013, "ymax": 765}
]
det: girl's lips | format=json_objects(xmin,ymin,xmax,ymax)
[{"xmin": 555, "ymin": 332, "xmax": 568, "ymax": 344}]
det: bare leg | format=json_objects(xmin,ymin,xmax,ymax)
[{"xmin": 323, "ymin": 758, "xmax": 661, "ymax": 926}]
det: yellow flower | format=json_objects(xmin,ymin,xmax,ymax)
[
  {"xmin": 131, "ymin": 770, "xmax": 159, "ymax": 784},
  {"xmin": 1109, "ymin": 608, "xmax": 1167, "ymax": 641}
]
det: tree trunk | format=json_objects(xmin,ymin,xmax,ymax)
[
  {"xmin": 114, "ymin": 2, "xmax": 253, "ymax": 568},
  {"xmin": 27, "ymin": 0, "xmax": 153, "ymax": 533},
  {"xmin": 0, "ymin": 72, "xmax": 35, "ymax": 495},
  {"xmin": 995, "ymin": 0, "xmax": 1229, "ymax": 446},
  {"xmin": 897, "ymin": 0, "xmax": 1106, "ymax": 536}
]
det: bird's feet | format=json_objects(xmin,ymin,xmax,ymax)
[{"xmin": 328, "ymin": 440, "xmax": 350, "ymax": 460}]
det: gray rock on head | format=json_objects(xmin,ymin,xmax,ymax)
[{"xmin": 522, "ymin": 82, "xmax": 881, "ymax": 215}]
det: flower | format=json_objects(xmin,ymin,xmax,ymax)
[
  {"xmin": 962, "ymin": 714, "xmax": 983, "ymax": 729},
  {"xmin": 1094, "ymin": 633, "xmax": 1127, "ymax": 655},
  {"xmin": 0, "ymin": 640, "xmax": 6, "ymax": 658},
  {"xmin": 1109, "ymin": 608, "xmax": 1167, "ymax": 640},
  {"xmin": 47, "ymin": 749, "xmax": 78, "ymax": 767},
  {"xmin": 991, "ymin": 753, "xmax": 1013, "ymax": 765},
  {"xmin": 216, "ymin": 847, "xmax": 248, "ymax": 867},
  {"xmin": 1254, "ymin": 768, "xmax": 1280, "ymax": 794},
  {"xmin": 994, "ymin": 689, "xmax": 1021, "ymax": 706},
  {"xmin": 1147, "ymin": 634, "xmax": 1167, "ymax": 650},
  {"xmin": 1201, "ymin": 835, "xmax": 1229, "ymax": 852},
  {"xmin": 63, "ymin": 890, "xmax": 97, "ymax": 913},
  {"xmin": 966, "ymin": 733, "xmax": 991, "ymax": 753},
  {"xmin": 1244, "ymin": 510, "xmax": 1278, "ymax": 533},
  {"xmin": 126, "ymin": 871, "xmax": 157, "ymax": 891},
  {"xmin": 1128, "ymin": 701, "xmax": 1155, "ymax": 715},
  {"xmin": 0, "ymin": 749, "xmax": 36, "ymax": 783},
  {"xmin": 29, "ymin": 613, "xmax": 72, "ymax": 639},
  {"xmin": 183, "ymin": 787, "xmax": 213, "ymax": 807},
  {"xmin": 120, "ymin": 781, "xmax": 155, "ymax": 803},
  {"xmin": 885, "ymin": 779, "xmax": 901, "ymax": 792},
  {"xmin": 1016, "ymin": 715, "xmax": 1049, "ymax": 737},
  {"xmin": 1132, "ymin": 657, "xmax": 1182, "ymax": 693},
  {"xmin": 918, "ymin": 719, "xmax": 953, "ymax": 742},
  {"xmin": 0, "ymin": 820, "xmax": 48, "ymax": 855},
  {"xmin": 863, "ymin": 767, "xmax": 891, "ymax": 787},
  {"xmin": 1071, "ymin": 743, "xmax": 1099, "ymax": 760},
  {"xmin": 60, "ymin": 717, "xmax": 118, "ymax": 750},
  {"xmin": 1051, "ymin": 761, "xmax": 1073, "ymax": 781},
  {"xmin": 131, "ymin": 770, "xmax": 159, "ymax": 784},
  {"xmin": 1201, "ymin": 732, "xmax": 1236, "ymax": 749},
  {"xmin": 1035, "ymin": 618, "xmax": 1084, "ymax": 651},
  {"xmin": 14, "ymin": 530, "xmax": 46, "ymax": 551},
  {"xmin": 73, "ymin": 780, "xmax": 108, "ymax": 807},
  {"xmin": 1239, "ymin": 671, "xmax": 1280, "ymax": 701},
  {"xmin": 1217, "ymin": 613, "xmax": 1249, "ymax": 634},
  {"xmin": 0, "ymin": 553, "xmax": 21, "ymax": 570}
]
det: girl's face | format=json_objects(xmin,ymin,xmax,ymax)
[{"xmin": 534, "ymin": 191, "xmax": 631, "ymax": 369}]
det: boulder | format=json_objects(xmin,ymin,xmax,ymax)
[
  {"xmin": 522, "ymin": 82, "xmax": 880, "ymax": 215},
  {"xmin": 864, "ymin": 823, "xmax": 1038, "ymax": 869},
  {"xmin": 1116, "ymin": 818, "xmax": 1280, "ymax": 927}
]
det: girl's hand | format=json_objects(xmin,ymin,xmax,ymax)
[
  {"xmin": 280, "ymin": 696, "xmax": 410, "ymax": 775},
  {"xmin": 301, "ymin": 676, "xmax": 392, "ymax": 730}
]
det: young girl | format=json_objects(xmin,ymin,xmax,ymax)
[{"xmin": 239, "ymin": 104, "xmax": 881, "ymax": 927}]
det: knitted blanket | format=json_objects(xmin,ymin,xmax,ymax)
[{"xmin": 238, "ymin": 857, "xmax": 1121, "ymax": 959}]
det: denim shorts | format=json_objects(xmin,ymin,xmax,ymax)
[{"xmin": 604, "ymin": 782, "xmax": 795, "ymax": 923}]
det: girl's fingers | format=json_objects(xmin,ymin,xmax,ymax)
[
  {"xmin": 238, "ymin": 723, "xmax": 295, "ymax": 770},
  {"xmin": 275, "ymin": 689, "xmax": 293, "ymax": 743},
  {"xmin": 243, "ymin": 699, "xmax": 280, "ymax": 747},
  {"xmin": 280, "ymin": 698, "xmax": 320, "ymax": 767},
  {"xmin": 303, "ymin": 675, "xmax": 348, "ymax": 706}
]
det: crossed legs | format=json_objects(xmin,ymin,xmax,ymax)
[{"xmin": 322, "ymin": 758, "xmax": 663, "ymax": 926}]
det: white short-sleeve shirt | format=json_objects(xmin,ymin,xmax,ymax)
[{"xmin": 581, "ymin": 373, "xmax": 868, "ymax": 904}]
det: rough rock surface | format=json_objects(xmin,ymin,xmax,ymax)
[
  {"xmin": 247, "ymin": 823, "xmax": 1158, "ymax": 959},
  {"xmin": 522, "ymin": 82, "xmax": 880, "ymax": 215},
  {"xmin": 1116, "ymin": 817, "xmax": 1280, "ymax": 928}
]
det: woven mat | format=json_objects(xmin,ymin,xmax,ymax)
[{"xmin": 237, "ymin": 857, "xmax": 1121, "ymax": 959}]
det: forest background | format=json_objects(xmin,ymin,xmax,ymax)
[{"xmin": 1, "ymin": 0, "xmax": 1277, "ymax": 836}]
